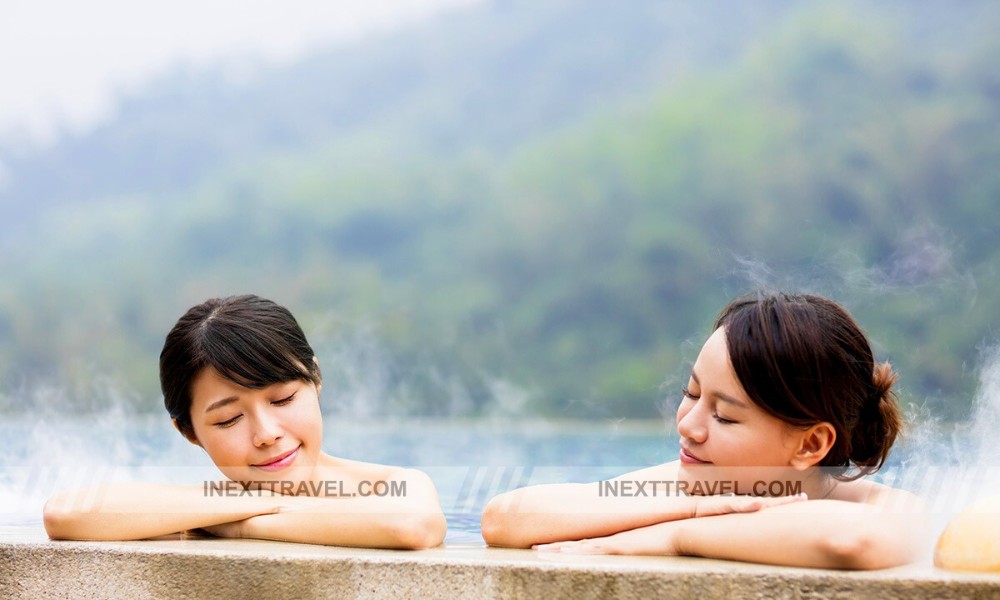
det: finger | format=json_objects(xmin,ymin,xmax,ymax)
[
  {"xmin": 732, "ymin": 497, "xmax": 765, "ymax": 512},
  {"xmin": 764, "ymin": 492, "xmax": 809, "ymax": 506},
  {"xmin": 533, "ymin": 542, "xmax": 567, "ymax": 552},
  {"xmin": 696, "ymin": 496, "xmax": 760, "ymax": 517},
  {"xmin": 737, "ymin": 492, "xmax": 809, "ymax": 511},
  {"xmin": 556, "ymin": 543, "xmax": 608, "ymax": 555}
]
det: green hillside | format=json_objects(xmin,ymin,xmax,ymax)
[{"xmin": 1, "ymin": 0, "xmax": 997, "ymax": 421}]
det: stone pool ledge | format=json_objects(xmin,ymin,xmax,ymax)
[{"xmin": 2, "ymin": 527, "xmax": 999, "ymax": 599}]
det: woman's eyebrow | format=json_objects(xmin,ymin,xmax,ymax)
[
  {"xmin": 205, "ymin": 396, "xmax": 239, "ymax": 413},
  {"xmin": 713, "ymin": 390, "xmax": 749, "ymax": 409},
  {"xmin": 690, "ymin": 369, "xmax": 749, "ymax": 409}
]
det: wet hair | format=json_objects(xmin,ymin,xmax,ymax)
[
  {"xmin": 160, "ymin": 295, "xmax": 321, "ymax": 440},
  {"xmin": 714, "ymin": 291, "xmax": 902, "ymax": 480}
]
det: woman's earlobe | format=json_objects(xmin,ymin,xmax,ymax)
[{"xmin": 791, "ymin": 423, "xmax": 836, "ymax": 470}]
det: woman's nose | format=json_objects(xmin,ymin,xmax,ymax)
[
  {"xmin": 252, "ymin": 411, "xmax": 283, "ymax": 447},
  {"xmin": 676, "ymin": 400, "xmax": 707, "ymax": 444}
]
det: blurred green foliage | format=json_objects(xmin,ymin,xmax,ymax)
[{"xmin": 0, "ymin": 0, "xmax": 997, "ymax": 420}]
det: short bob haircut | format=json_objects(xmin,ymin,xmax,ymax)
[
  {"xmin": 714, "ymin": 291, "xmax": 902, "ymax": 480},
  {"xmin": 160, "ymin": 295, "xmax": 322, "ymax": 440}
]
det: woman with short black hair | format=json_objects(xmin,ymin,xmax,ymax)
[{"xmin": 45, "ymin": 295, "xmax": 447, "ymax": 549}]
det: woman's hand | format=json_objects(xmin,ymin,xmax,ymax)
[
  {"xmin": 199, "ymin": 520, "xmax": 244, "ymax": 539},
  {"xmin": 534, "ymin": 520, "xmax": 683, "ymax": 555},
  {"xmin": 691, "ymin": 492, "xmax": 807, "ymax": 518}
]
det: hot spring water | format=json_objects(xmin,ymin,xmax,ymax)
[{"xmin": 3, "ymin": 347, "xmax": 999, "ymax": 549}]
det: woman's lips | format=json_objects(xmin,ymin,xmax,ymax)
[
  {"xmin": 253, "ymin": 446, "xmax": 300, "ymax": 472},
  {"xmin": 679, "ymin": 447, "xmax": 710, "ymax": 464}
]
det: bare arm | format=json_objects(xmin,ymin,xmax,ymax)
[
  {"xmin": 211, "ymin": 468, "xmax": 447, "ymax": 549},
  {"xmin": 43, "ymin": 483, "xmax": 285, "ymax": 541},
  {"xmin": 538, "ymin": 492, "xmax": 927, "ymax": 570},
  {"xmin": 44, "ymin": 468, "xmax": 447, "ymax": 549},
  {"xmin": 672, "ymin": 498, "xmax": 925, "ymax": 569},
  {"xmin": 481, "ymin": 464, "xmax": 802, "ymax": 548}
]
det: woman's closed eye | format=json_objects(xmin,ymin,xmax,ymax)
[
  {"xmin": 684, "ymin": 386, "xmax": 737, "ymax": 424},
  {"xmin": 213, "ymin": 414, "xmax": 242, "ymax": 428},
  {"xmin": 210, "ymin": 393, "xmax": 295, "ymax": 428},
  {"xmin": 713, "ymin": 413, "xmax": 736, "ymax": 425},
  {"xmin": 271, "ymin": 393, "xmax": 296, "ymax": 406}
]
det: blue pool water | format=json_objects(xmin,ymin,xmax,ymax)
[{"xmin": 0, "ymin": 413, "xmax": 975, "ymax": 544}]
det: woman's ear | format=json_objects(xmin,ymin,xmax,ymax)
[
  {"xmin": 173, "ymin": 419, "xmax": 201, "ymax": 447},
  {"xmin": 791, "ymin": 422, "xmax": 836, "ymax": 470},
  {"xmin": 313, "ymin": 356, "xmax": 323, "ymax": 395}
]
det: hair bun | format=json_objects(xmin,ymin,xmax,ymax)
[
  {"xmin": 850, "ymin": 361, "xmax": 902, "ymax": 473},
  {"xmin": 872, "ymin": 361, "xmax": 899, "ymax": 402}
]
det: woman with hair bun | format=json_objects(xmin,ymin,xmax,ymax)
[
  {"xmin": 44, "ymin": 295, "xmax": 447, "ymax": 549},
  {"xmin": 482, "ymin": 291, "xmax": 924, "ymax": 569}
]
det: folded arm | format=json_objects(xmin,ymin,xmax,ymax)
[
  {"xmin": 538, "ymin": 494, "xmax": 927, "ymax": 570},
  {"xmin": 211, "ymin": 468, "xmax": 446, "ymax": 549},
  {"xmin": 480, "ymin": 465, "xmax": 802, "ymax": 548},
  {"xmin": 43, "ymin": 483, "xmax": 284, "ymax": 541},
  {"xmin": 675, "ymin": 498, "xmax": 924, "ymax": 569},
  {"xmin": 44, "ymin": 468, "xmax": 447, "ymax": 549}
]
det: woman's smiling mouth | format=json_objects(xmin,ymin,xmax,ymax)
[
  {"xmin": 679, "ymin": 447, "xmax": 711, "ymax": 464},
  {"xmin": 252, "ymin": 446, "xmax": 300, "ymax": 472}
]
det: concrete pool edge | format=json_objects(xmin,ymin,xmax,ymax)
[{"xmin": 2, "ymin": 527, "xmax": 999, "ymax": 599}]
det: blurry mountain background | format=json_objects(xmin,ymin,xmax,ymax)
[{"xmin": 1, "ymin": 0, "xmax": 998, "ymax": 421}]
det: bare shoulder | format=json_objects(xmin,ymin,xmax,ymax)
[
  {"xmin": 833, "ymin": 479, "xmax": 923, "ymax": 511},
  {"xmin": 317, "ymin": 454, "xmax": 424, "ymax": 482}
]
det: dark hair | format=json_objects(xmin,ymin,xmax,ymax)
[
  {"xmin": 713, "ymin": 291, "xmax": 901, "ymax": 480},
  {"xmin": 160, "ymin": 295, "xmax": 322, "ymax": 440}
]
